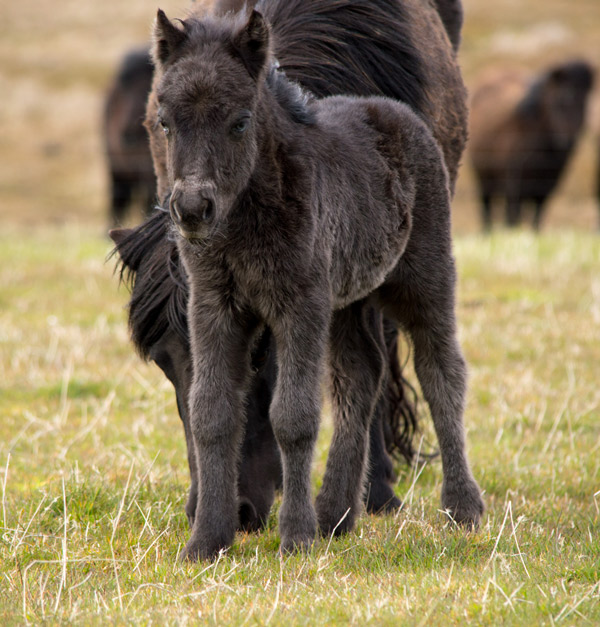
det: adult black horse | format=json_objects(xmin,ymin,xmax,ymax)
[{"xmin": 111, "ymin": 0, "xmax": 472, "ymax": 539}]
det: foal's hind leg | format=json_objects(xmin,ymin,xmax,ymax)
[
  {"xmin": 316, "ymin": 302, "xmax": 386, "ymax": 536},
  {"xmin": 380, "ymin": 250, "xmax": 484, "ymax": 528}
]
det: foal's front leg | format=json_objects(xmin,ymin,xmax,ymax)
[
  {"xmin": 182, "ymin": 302, "xmax": 255, "ymax": 562},
  {"xmin": 269, "ymin": 299, "xmax": 330, "ymax": 553}
]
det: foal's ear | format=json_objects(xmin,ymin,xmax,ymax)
[
  {"xmin": 233, "ymin": 10, "xmax": 270, "ymax": 80},
  {"xmin": 152, "ymin": 9, "xmax": 187, "ymax": 67}
]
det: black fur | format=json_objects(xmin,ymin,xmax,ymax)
[{"xmin": 112, "ymin": 0, "xmax": 471, "ymax": 552}]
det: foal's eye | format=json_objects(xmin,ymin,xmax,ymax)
[
  {"xmin": 230, "ymin": 116, "xmax": 251, "ymax": 137},
  {"xmin": 158, "ymin": 118, "xmax": 169, "ymax": 136}
]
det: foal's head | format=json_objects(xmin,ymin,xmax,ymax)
[{"xmin": 151, "ymin": 9, "xmax": 271, "ymax": 240}]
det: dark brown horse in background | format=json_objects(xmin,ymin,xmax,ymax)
[
  {"xmin": 104, "ymin": 47, "xmax": 156, "ymax": 227},
  {"xmin": 469, "ymin": 60, "xmax": 595, "ymax": 230},
  {"xmin": 112, "ymin": 0, "xmax": 471, "ymax": 541}
]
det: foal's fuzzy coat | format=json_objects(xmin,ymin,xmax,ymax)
[
  {"xmin": 152, "ymin": 8, "xmax": 483, "ymax": 560},
  {"xmin": 114, "ymin": 0, "xmax": 468, "ymax": 534}
]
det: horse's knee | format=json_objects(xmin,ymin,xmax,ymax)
[
  {"xmin": 270, "ymin": 401, "xmax": 320, "ymax": 452},
  {"xmin": 189, "ymin": 385, "xmax": 241, "ymax": 448}
]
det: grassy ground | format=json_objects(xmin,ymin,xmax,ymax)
[
  {"xmin": 1, "ymin": 227, "xmax": 599, "ymax": 623},
  {"xmin": 1, "ymin": 0, "xmax": 600, "ymax": 623}
]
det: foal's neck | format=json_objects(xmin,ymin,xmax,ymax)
[{"xmin": 251, "ymin": 78, "xmax": 310, "ymax": 182}]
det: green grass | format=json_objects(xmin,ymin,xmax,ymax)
[{"xmin": 1, "ymin": 226, "xmax": 599, "ymax": 624}]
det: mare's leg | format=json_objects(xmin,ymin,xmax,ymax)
[
  {"xmin": 316, "ymin": 302, "xmax": 386, "ymax": 535},
  {"xmin": 237, "ymin": 331, "xmax": 282, "ymax": 531},
  {"xmin": 532, "ymin": 197, "xmax": 547, "ymax": 231},
  {"xmin": 269, "ymin": 299, "xmax": 329, "ymax": 553},
  {"xmin": 505, "ymin": 192, "xmax": 522, "ymax": 227},
  {"xmin": 379, "ymin": 245, "xmax": 484, "ymax": 528},
  {"xmin": 365, "ymin": 397, "xmax": 402, "ymax": 514},
  {"xmin": 182, "ymin": 304, "xmax": 257, "ymax": 561},
  {"xmin": 148, "ymin": 332, "xmax": 198, "ymax": 527},
  {"xmin": 364, "ymin": 312, "xmax": 402, "ymax": 514}
]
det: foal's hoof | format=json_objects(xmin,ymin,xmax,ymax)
[
  {"xmin": 279, "ymin": 506, "xmax": 317, "ymax": 555},
  {"xmin": 180, "ymin": 528, "xmax": 234, "ymax": 562},
  {"xmin": 316, "ymin": 504, "xmax": 357, "ymax": 537},
  {"xmin": 441, "ymin": 477, "xmax": 485, "ymax": 529},
  {"xmin": 181, "ymin": 539, "xmax": 223, "ymax": 563},
  {"xmin": 279, "ymin": 532, "xmax": 315, "ymax": 555}
]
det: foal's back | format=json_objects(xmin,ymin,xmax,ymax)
[{"xmin": 309, "ymin": 95, "xmax": 449, "ymax": 309}]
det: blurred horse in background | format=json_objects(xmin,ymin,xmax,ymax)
[
  {"xmin": 469, "ymin": 60, "xmax": 595, "ymax": 230},
  {"xmin": 104, "ymin": 47, "xmax": 156, "ymax": 227}
]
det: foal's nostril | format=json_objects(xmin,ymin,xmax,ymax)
[
  {"xmin": 170, "ymin": 199, "xmax": 182, "ymax": 223},
  {"xmin": 200, "ymin": 197, "xmax": 214, "ymax": 222}
]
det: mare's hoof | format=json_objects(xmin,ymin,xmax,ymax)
[
  {"xmin": 185, "ymin": 491, "xmax": 198, "ymax": 529},
  {"xmin": 366, "ymin": 483, "xmax": 402, "ymax": 515},
  {"xmin": 441, "ymin": 477, "xmax": 485, "ymax": 529},
  {"xmin": 238, "ymin": 498, "xmax": 263, "ymax": 532}
]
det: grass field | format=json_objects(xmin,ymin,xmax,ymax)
[
  {"xmin": 1, "ymin": 228, "xmax": 599, "ymax": 623},
  {"xmin": 1, "ymin": 0, "xmax": 600, "ymax": 623}
]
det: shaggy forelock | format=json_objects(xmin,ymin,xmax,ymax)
[{"xmin": 157, "ymin": 16, "xmax": 263, "ymax": 112}]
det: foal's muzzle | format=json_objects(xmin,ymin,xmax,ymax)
[{"xmin": 169, "ymin": 186, "xmax": 216, "ymax": 239}]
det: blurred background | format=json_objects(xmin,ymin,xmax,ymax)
[{"xmin": 0, "ymin": 0, "xmax": 599, "ymax": 234}]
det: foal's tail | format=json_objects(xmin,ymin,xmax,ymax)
[{"xmin": 382, "ymin": 321, "xmax": 422, "ymax": 464}]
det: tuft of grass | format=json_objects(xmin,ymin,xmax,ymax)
[{"xmin": 1, "ymin": 226, "xmax": 599, "ymax": 623}]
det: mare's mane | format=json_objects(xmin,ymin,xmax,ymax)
[
  {"xmin": 112, "ymin": 209, "xmax": 189, "ymax": 359},
  {"xmin": 260, "ymin": 0, "xmax": 427, "ymax": 113}
]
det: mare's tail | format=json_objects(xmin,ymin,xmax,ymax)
[{"xmin": 382, "ymin": 321, "xmax": 421, "ymax": 464}]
